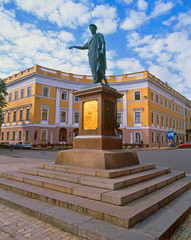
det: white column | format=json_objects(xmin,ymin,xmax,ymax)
[
  {"xmin": 50, "ymin": 132, "xmax": 53, "ymax": 144},
  {"xmin": 68, "ymin": 89, "xmax": 73, "ymax": 126},
  {"xmin": 130, "ymin": 132, "xmax": 133, "ymax": 144},
  {"xmin": 122, "ymin": 90, "xmax": 127, "ymax": 127},
  {"xmin": 55, "ymin": 87, "xmax": 60, "ymax": 125}
]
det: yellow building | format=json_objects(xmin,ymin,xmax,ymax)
[{"xmin": 1, "ymin": 65, "xmax": 191, "ymax": 147}]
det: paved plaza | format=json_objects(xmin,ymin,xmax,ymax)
[{"xmin": 0, "ymin": 149, "xmax": 190, "ymax": 239}]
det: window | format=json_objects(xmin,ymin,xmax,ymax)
[
  {"xmin": 166, "ymin": 117, "xmax": 168, "ymax": 127},
  {"xmin": 13, "ymin": 110, "xmax": 16, "ymax": 122},
  {"xmin": 161, "ymin": 97, "xmax": 164, "ymax": 105},
  {"xmin": 2, "ymin": 113, "xmax": 5, "ymax": 123},
  {"xmin": 43, "ymin": 86, "xmax": 49, "ymax": 97},
  {"xmin": 20, "ymin": 89, "xmax": 24, "ymax": 99},
  {"xmin": 165, "ymin": 99, "xmax": 168, "ymax": 108},
  {"xmin": 60, "ymin": 111, "xmax": 66, "ymax": 122},
  {"xmin": 135, "ymin": 112, "xmax": 141, "ymax": 123},
  {"xmin": 27, "ymin": 87, "xmax": 31, "ymax": 97},
  {"xmin": 6, "ymin": 132, "xmax": 9, "ymax": 140},
  {"xmin": 135, "ymin": 132, "xmax": 141, "ymax": 143},
  {"xmin": 157, "ymin": 133, "xmax": 160, "ymax": 143},
  {"xmin": 156, "ymin": 94, "xmax": 159, "ymax": 103},
  {"xmin": 134, "ymin": 91, "xmax": 140, "ymax": 100},
  {"xmin": 173, "ymin": 119, "xmax": 175, "ymax": 129},
  {"xmin": 117, "ymin": 112, "xmax": 122, "ymax": 124},
  {"xmin": 151, "ymin": 112, "xmax": 155, "ymax": 124},
  {"xmin": 151, "ymin": 92, "xmax": 154, "ymax": 101},
  {"xmin": 74, "ymin": 112, "xmax": 79, "ymax": 123},
  {"xmin": 25, "ymin": 130, "xmax": 29, "ymax": 141},
  {"xmin": 157, "ymin": 114, "xmax": 160, "ymax": 125},
  {"xmin": 170, "ymin": 118, "xmax": 172, "ymax": 128},
  {"xmin": 18, "ymin": 131, "xmax": 22, "ymax": 141},
  {"xmin": 7, "ymin": 112, "xmax": 10, "ymax": 123},
  {"xmin": 173, "ymin": 103, "xmax": 175, "ymax": 111},
  {"xmin": 19, "ymin": 109, "xmax": 23, "ymax": 121},
  {"xmin": 74, "ymin": 96, "xmax": 79, "ymax": 102},
  {"xmin": 61, "ymin": 90, "xmax": 67, "ymax": 100},
  {"xmin": 12, "ymin": 131, "xmax": 15, "ymax": 140},
  {"xmin": 41, "ymin": 130, "xmax": 48, "ymax": 141},
  {"xmin": 1, "ymin": 132, "xmax": 4, "ymax": 140},
  {"xmin": 42, "ymin": 109, "xmax": 48, "ymax": 121},
  {"xmin": 162, "ymin": 133, "xmax": 164, "ymax": 143},
  {"xmin": 162, "ymin": 116, "xmax": 164, "ymax": 127},
  {"xmin": 176, "ymin": 105, "xmax": 178, "ymax": 112},
  {"xmin": 152, "ymin": 132, "xmax": 155, "ymax": 142},
  {"xmin": 169, "ymin": 101, "xmax": 172, "ymax": 109},
  {"xmin": 25, "ymin": 108, "xmax": 30, "ymax": 120},
  {"xmin": 14, "ymin": 91, "xmax": 18, "ymax": 100},
  {"xmin": 117, "ymin": 98, "xmax": 122, "ymax": 102},
  {"xmin": 8, "ymin": 93, "xmax": 12, "ymax": 102}
]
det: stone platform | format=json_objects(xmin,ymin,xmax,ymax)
[
  {"xmin": 55, "ymin": 149, "xmax": 139, "ymax": 169},
  {"xmin": 0, "ymin": 161, "xmax": 190, "ymax": 240}
]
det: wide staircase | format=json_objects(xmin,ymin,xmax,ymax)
[{"xmin": 0, "ymin": 162, "xmax": 190, "ymax": 240}]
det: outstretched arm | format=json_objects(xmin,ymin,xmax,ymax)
[{"xmin": 69, "ymin": 43, "xmax": 88, "ymax": 50}]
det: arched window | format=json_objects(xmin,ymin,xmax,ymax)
[{"xmin": 59, "ymin": 128, "xmax": 67, "ymax": 142}]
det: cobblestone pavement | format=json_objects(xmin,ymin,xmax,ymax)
[
  {"xmin": 0, "ymin": 204, "xmax": 84, "ymax": 240},
  {"xmin": 0, "ymin": 203, "xmax": 190, "ymax": 240},
  {"xmin": 171, "ymin": 214, "xmax": 191, "ymax": 240}
]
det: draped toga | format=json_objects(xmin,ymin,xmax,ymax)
[{"xmin": 84, "ymin": 33, "xmax": 107, "ymax": 84}]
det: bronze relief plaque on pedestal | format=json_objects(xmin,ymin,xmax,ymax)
[
  {"xmin": 104, "ymin": 100, "xmax": 114, "ymax": 130},
  {"xmin": 83, "ymin": 100, "xmax": 98, "ymax": 130}
]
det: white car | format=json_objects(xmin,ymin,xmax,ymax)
[{"xmin": 14, "ymin": 142, "xmax": 32, "ymax": 149}]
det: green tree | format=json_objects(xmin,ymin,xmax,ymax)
[{"xmin": 0, "ymin": 78, "xmax": 7, "ymax": 124}]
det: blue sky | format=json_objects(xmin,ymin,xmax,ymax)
[{"xmin": 0, "ymin": 0, "xmax": 191, "ymax": 100}]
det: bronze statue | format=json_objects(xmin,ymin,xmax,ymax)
[{"xmin": 69, "ymin": 24, "xmax": 109, "ymax": 86}]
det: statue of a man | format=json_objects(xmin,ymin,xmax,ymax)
[{"xmin": 69, "ymin": 24, "xmax": 109, "ymax": 86}]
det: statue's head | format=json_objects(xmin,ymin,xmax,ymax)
[{"xmin": 89, "ymin": 24, "xmax": 97, "ymax": 34}]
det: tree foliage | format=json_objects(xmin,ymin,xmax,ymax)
[{"xmin": 0, "ymin": 78, "xmax": 7, "ymax": 122}]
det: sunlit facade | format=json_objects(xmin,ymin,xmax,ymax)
[{"xmin": 1, "ymin": 65, "xmax": 191, "ymax": 147}]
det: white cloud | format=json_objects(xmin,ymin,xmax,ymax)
[
  {"xmin": 14, "ymin": 0, "xmax": 91, "ymax": 28},
  {"xmin": 118, "ymin": 0, "xmax": 133, "ymax": 5},
  {"xmin": 137, "ymin": 0, "xmax": 148, "ymax": 11},
  {"xmin": 91, "ymin": 5, "xmax": 118, "ymax": 34},
  {"xmin": 174, "ymin": 10, "xmax": 191, "ymax": 30},
  {"xmin": 13, "ymin": 0, "xmax": 118, "ymax": 33},
  {"xmin": 126, "ymin": 30, "xmax": 191, "ymax": 95},
  {"xmin": 150, "ymin": 0, "xmax": 174, "ymax": 18},
  {"xmin": 0, "ymin": 5, "xmax": 89, "ymax": 78},
  {"xmin": 116, "ymin": 58, "xmax": 144, "ymax": 73},
  {"xmin": 120, "ymin": 10, "xmax": 147, "ymax": 30}
]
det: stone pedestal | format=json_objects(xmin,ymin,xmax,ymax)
[
  {"xmin": 55, "ymin": 84, "xmax": 140, "ymax": 169},
  {"xmin": 73, "ymin": 84, "xmax": 123, "ymax": 149}
]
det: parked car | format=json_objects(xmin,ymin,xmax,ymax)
[
  {"xmin": 14, "ymin": 142, "xmax": 32, "ymax": 149},
  {"xmin": 168, "ymin": 143, "xmax": 176, "ymax": 148},
  {"xmin": 178, "ymin": 142, "xmax": 191, "ymax": 148},
  {"xmin": 0, "ymin": 142, "xmax": 10, "ymax": 148}
]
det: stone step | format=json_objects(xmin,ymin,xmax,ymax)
[
  {"xmin": 18, "ymin": 169, "xmax": 185, "ymax": 205},
  {"xmin": 8, "ymin": 166, "xmax": 171, "ymax": 191},
  {"xmin": 0, "ymin": 167, "xmax": 170, "ymax": 202},
  {"xmin": 0, "ymin": 187, "xmax": 190, "ymax": 240},
  {"xmin": 37, "ymin": 163, "xmax": 156, "ymax": 178},
  {"xmin": 0, "ymin": 175, "xmax": 190, "ymax": 229},
  {"xmin": 102, "ymin": 171, "xmax": 185, "ymax": 205}
]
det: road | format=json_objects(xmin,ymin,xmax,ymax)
[
  {"xmin": 138, "ymin": 148, "xmax": 191, "ymax": 175},
  {"xmin": 0, "ymin": 148, "xmax": 190, "ymax": 174}
]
